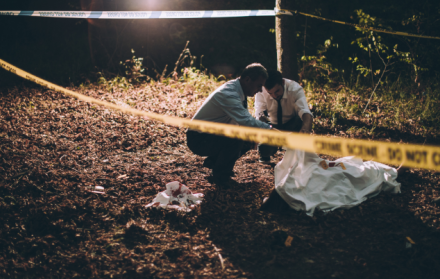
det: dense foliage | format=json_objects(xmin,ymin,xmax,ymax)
[{"xmin": 1, "ymin": 0, "xmax": 439, "ymax": 89}]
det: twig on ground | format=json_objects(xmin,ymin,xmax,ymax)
[
  {"xmin": 362, "ymin": 43, "xmax": 390, "ymax": 115},
  {"xmin": 218, "ymin": 253, "xmax": 225, "ymax": 270}
]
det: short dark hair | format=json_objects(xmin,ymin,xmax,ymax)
[
  {"xmin": 240, "ymin": 63, "xmax": 268, "ymax": 81},
  {"xmin": 264, "ymin": 70, "xmax": 284, "ymax": 90}
]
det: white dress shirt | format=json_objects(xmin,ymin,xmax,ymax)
[
  {"xmin": 192, "ymin": 78, "xmax": 271, "ymax": 129},
  {"xmin": 254, "ymin": 78, "xmax": 312, "ymax": 125}
]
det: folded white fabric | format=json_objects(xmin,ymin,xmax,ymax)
[
  {"xmin": 275, "ymin": 149, "xmax": 401, "ymax": 216},
  {"xmin": 145, "ymin": 181, "xmax": 204, "ymax": 211}
]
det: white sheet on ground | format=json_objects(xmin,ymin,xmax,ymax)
[{"xmin": 275, "ymin": 149, "xmax": 401, "ymax": 216}]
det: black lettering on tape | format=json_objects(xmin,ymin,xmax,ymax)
[
  {"xmin": 108, "ymin": 12, "xmax": 121, "ymax": 18},
  {"xmin": 432, "ymin": 152, "xmax": 440, "ymax": 166},
  {"xmin": 217, "ymin": 11, "xmax": 246, "ymax": 16},
  {"xmin": 40, "ymin": 12, "xmax": 63, "ymax": 17},
  {"xmin": 347, "ymin": 144, "xmax": 377, "ymax": 157},
  {"xmin": 314, "ymin": 140, "xmax": 342, "ymax": 153},
  {"xmin": 261, "ymin": 135, "xmax": 287, "ymax": 146},
  {"xmin": 26, "ymin": 76, "xmax": 36, "ymax": 84},
  {"xmin": 241, "ymin": 133, "xmax": 258, "ymax": 142},
  {"xmin": 166, "ymin": 11, "xmax": 201, "ymax": 17},
  {"xmin": 388, "ymin": 148, "xmax": 402, "ymax": 161},
  {"xmin": 2, "ymin": 63, "xmax": 17, "ymax": 74},
  {"xmin": 405, "ymin": 150, "xmax": 428, "ymax": 164},
  {"xmin": 227, "ymin": 131, "xmax": 257, "ymax": 142},
  {"xmin": 62, "ymin": 12, "xmax": 86, "ymax": 17},
  {"xmin": 187, "ymin": 124, "xmax": 200, "ymax": 131},
  {"xmin": 230, "ymin": 130, "xmax": 240, "ymax": 138},
  {"xmin": 202, "ymin": 127, "xmax": 225, "ymax": 136}
]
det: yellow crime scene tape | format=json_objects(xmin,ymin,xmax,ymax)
[
  {"xmin": 1, "ymin": 58, "xmax": 440, "ymax": 171},
  {"xmin": 276, "ymin": 8, "xmax": 440, "ymax": 40}
]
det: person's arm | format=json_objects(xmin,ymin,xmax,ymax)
[
  {"xmin": 254, "ymin": 93, "xmax": 268, "ymax": 121},
  {"xmin": 291, "ymin": 86, "xmax": 313, "ymax": 133},
  {"xmin": 300, "ymin": 113, "xmax": 313, "ymax": 134},
  {"xmin": 215, "ymin": 93, "xmax": 271, "ymax": 129}
]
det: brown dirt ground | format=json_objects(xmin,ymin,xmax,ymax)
[{"xmin": 0, "ymin": 83, "xmax": 439, "ymax": 278}]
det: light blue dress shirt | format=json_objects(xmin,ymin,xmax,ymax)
[{"xmin": 192, "ymin": 79, "xmax": 271, "ymax": 129}]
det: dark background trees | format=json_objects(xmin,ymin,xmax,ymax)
[{"xmin": 1, "ymin": 0, "xmax": 439, "ymax": 88}]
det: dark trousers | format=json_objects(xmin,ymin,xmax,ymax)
[
  {"xmin": 258, "ymin": 115, "xmax": 303, "ymax": 158},
  {"xmin": 186, "ymin": 130, "xmax": 252, "ymax": 178}
]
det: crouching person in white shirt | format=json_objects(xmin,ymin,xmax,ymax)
[{"xmin": 254, "ymin": 70, "xmax": 313, "ymax": 164}]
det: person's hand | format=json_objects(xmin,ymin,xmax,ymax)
[
  {"xmin": 258, "ymin": 115, "xmax": 270, "ymax": 123},
  {"xmin": 300, "ymin": 114, "xmax": 313, "ymax": 134},
  {"xmin": 299, "ymin": 127, "xmax": 312, "ymax": 134}
]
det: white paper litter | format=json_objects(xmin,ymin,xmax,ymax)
[
  {"xmin": 87, "ymin": 185, "xmax": 105, "ymax": 194},
  {"xmin": 145, "ymin": 181, "xmax": 204, "ymax": 211},
  {"xmin": 275, "ymin": 149, "xmax": 401, "ymax": 216}
]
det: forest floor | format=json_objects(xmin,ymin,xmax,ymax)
[{"xmin": 1, "ymin": 80, "xmax": 439, "ymax": 279}]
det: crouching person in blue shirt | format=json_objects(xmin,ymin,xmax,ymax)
[{"xmin": 186, "ymin": 63, "xmax": 273, "ymax": 187}]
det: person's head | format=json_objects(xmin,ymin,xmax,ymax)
[
  {"xmin": 264, "ymin": 70, "xmax": 285, "ymax": 101},
  {"xmin": 239, "ymin": 63, "xmax": 268, "ymax": 97}
]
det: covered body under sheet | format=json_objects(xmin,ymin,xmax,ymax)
[{"xmin": 274, "ymin": 149, "xmax": 401, "ymax": 216}]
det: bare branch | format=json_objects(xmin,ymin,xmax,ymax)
[{"xmin": 362, "ymin": 57, "xmax": 390, "ymax": 114}]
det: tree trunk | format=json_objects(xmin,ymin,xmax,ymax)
[{"xmin": 276, "ymin": 0, "xmax": 298, "ymax": 81}]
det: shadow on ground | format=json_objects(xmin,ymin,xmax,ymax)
[{"xmin": 196, "ymin": 171, "xmax": 440, "ymax": 279}]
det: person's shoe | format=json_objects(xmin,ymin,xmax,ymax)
[
  {"xmin": 203, "ymin": 157, "xmax": 216, "ymax": 169},
  {"xmin": 260, "ymin": 189, "xmax": 290, "ymax": 213},
  {"xmin": 213, "ymin": 177, "xmax": 232, "ymax": 189},
  {"xmin": 259, "ymin": 157, "xmax": 271, "ymax": 164}
]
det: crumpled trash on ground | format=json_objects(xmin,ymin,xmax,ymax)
[
  {"xmin": 145, "ymin": 181, "xmax": 204, "ymax": 211},
  {"xmin": 275, "ymin": 149, "xmax": 401, "ymax": 216}
]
